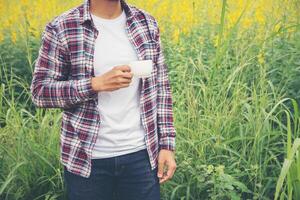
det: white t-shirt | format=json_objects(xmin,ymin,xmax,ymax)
[{"xmin": 91, "ymin": 10, "xmax": 147, "ymax": 159}]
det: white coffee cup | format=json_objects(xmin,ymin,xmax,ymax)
[{"xmin": 128, "ymin": 60, "xmax": 153, "ymax": 78}]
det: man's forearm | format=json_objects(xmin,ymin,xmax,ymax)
[
  {"xmin": 30, "ymin": 23, "xmax": 98, "ymax": 109},
  {"xmin": 155, "ymin": 24, "xmax": 176, "ymax": 151},
  {"xmin": 157, "ymin": 69, "xmax": 176, "ymax": 151},
  {"xmin": 30, "ymin": 76, "xmax": 97, "ymax": 109}
]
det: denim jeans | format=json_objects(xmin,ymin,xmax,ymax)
[{"xmin": 63, "ymin": 148, "xmax": 160, "ymax": 200}]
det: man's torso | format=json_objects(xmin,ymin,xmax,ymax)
[
  {"xmin": 47, "ymin": 0, "xmax": 161, "ymax": 178},
  {"xmin": 90, "ymin": 10, "xmax": 147, "ymax": 159}
]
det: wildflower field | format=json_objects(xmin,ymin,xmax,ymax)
[{"xmin": 0, "ymin": 0, "xmax": 300, "ymax": 199}]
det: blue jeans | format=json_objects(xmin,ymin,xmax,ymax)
[{"xmin": 63, "ymin": 149, "xmax": 160, "ymax": 200}]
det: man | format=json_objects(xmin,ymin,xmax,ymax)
[{"xmin": 30, "ymin": 0, "xmax": 177, "ymax": 199}]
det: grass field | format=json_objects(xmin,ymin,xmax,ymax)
[{"xmin": 0, "ymin": 0, "xmax": 300, "ymax": 199}]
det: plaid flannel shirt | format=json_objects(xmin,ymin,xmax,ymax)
[{"xmin": 30, "ymin": 0, "xmax": 176, "ymax": 178}]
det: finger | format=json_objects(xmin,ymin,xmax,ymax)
[
  {"xmin": 117, "ymin": 77, "xmax": 132, "ymax": 84},
  {"xmin": 114, "ymin": 65, "xmax": 131, "ymax": 72},
  {"xmin": 157, "ymin": 160, "xmax": 165, "ymax": 179},
  {"xmin": 113, "ymin": 81, "xmax": 131, "ymax": 89},
  {"xmin": 159, "ymin": 176, "xmax": 168, "ymax": 184},
  {"xmin": 106, "ymin": 82, "xmax": 130, "ymax": 91},
  {"xmin": 111, "ymin": 77, "xmax": 129, "ymax": 84},
  {"xmin": 121, "ymin": 72, "xmax": 133, "ymax": 79},
  {"xmin": 164, "ymin": 162, "xmax": 176, "ymax": 181},
  {"xmin": 159, "ymin": 170, "xmax": 169, "ymax": 184},
  {"xmin": 112, "ymin": 71, "xmax": 132, "ymax": 80},
  {"xmin": 118, "ymin": 83, "xmax": 131, "ymax": 88}
]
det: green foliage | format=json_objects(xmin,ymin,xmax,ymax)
[{"xmin": 0, "ymin": 0, "xmax": 300, "ymax": 199}]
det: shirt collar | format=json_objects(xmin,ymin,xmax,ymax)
[{"xmin": 80, "ymin": 0, "xmax": 135, "ymax": 25}]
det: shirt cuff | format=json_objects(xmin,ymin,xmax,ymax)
[
  {"xmin": 159, "ymin": 134, "xmax": 176, "ymax": 151},
  {"xmin": 76, "ymin": 77, "xmax": 98, "ymax": 101}
]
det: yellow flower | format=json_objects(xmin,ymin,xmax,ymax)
[
  {"xmin": 172, "ymin": 28, "xmax": 180, "ymax": 43},
  {"xmin": 11, "ymin": 31, "xmax": 17, "ymax": 44},
  {"xmin": 0, "ymin": 32, "xmax": 4, "ymax": 43},
  {"xmin": 274, "ymin": 23, "xmax": 281, "ymax": 33},
  {"xmin": 0, "ymin": 0, "xmax": 298, "ymax": 46},
  {"xmin": 21, "ymin": 0, "xmax": 29, "ymax": 5},
  {"xmin": 242, "ymin": 19, "xmax": 252, "ymax": 30},
  {"xmin": 213, "ymin": 35, "xmax": 219, "ymax": 48},
  {"xmin": 198, "ymin": 36, "xmax": 204, "ymax": 45},
  {"xmin": 258, "ymin": 52, "xmax": 265, "ymax": 65}
]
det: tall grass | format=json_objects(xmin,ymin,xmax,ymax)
[
  {"xmin": 0, "ymin": 0, "xmax": 300, "ymax": 199},
  {"xmin": 0, "ymin": 66, "xmax": 64, "ymax": 199},
  {"xmin": 274, "ymin": 100, "xmax": 300, "ymax": 200}
]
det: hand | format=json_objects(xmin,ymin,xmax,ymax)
[
  {"xmin": 91, "ymin": 65, "xmax": 133, "ymax": 92},
  {"xmin": 157, "ymin": 149, "xmax": 176, "ymax": 184}
]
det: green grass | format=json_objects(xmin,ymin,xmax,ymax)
[{"xmin": 1, "ymin": 1, "xmax": 300, "ymax": 199}]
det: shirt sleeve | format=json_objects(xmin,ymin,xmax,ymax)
[
  {"xmin": 155, "ymin": 23, "xmax": 176, "ymax": 151},
  {"xmin": 30, "ymin": 23, "xmax": 98, "ymax": 109}
]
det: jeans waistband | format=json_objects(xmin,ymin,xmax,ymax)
[{"xmin": 91, "ymin": 148, "xmax": 148, "ymax": 165}]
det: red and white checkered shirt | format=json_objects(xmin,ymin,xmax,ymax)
[{"xmin": 30, "ymin": 0, "xmax": 176, "ymax": 178}]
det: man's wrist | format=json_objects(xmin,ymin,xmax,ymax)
[
  {"xmin": 75, "ymin": 77, "xmax": 98, "ymax": 101},
  {"xmin": 159, "ymin": 135, "xmax": 176, "ymax": 152},
  {"xmin": 160, "ymin": 145, "xmax": 175, "ymax": 152},
  {"xmin": 91, "ymin": 76, "xmax": 104, "ymax": 92}
]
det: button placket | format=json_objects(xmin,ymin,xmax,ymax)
[{"xmin": 86, "ymin": 22, "xmax": 101, "ymax": 162}]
